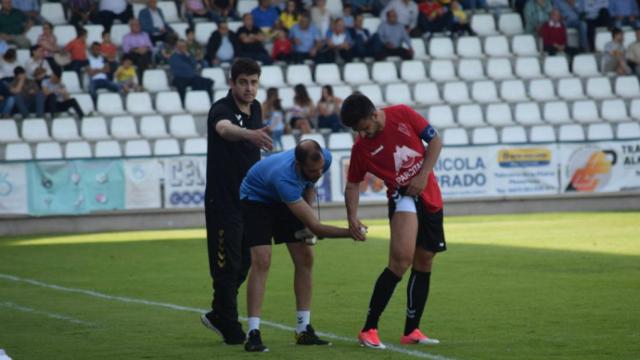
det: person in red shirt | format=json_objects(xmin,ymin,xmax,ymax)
[
  {"xmin": 271, "ymin": 29, "xmax": 292, "ymax": 62},
  {"xmin": 539, "ymin": 9, "xmax": 577, "ymax": 56},
  {"xmin": 340, "ymin": 93, "xmax": 445, "ymax": 349}
]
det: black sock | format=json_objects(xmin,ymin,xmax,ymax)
[
  {"xmin": 363, "ymin": 268, "xmax": 401, "ymax": 331},
  {"xmin": 404, "ymin": 269, "xmax": 431, "ymax": 335}
]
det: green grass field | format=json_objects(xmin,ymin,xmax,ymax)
[{"xmin": 1, "ymin": 212, "xmax": 639, "ymax": 360}]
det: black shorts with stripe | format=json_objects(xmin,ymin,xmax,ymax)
[
  {"xmin": 388, "ymin": 197, "xmax": 447, "ymax": 253},
  {"xmin": 241, "ymin": 199, "xmax": 306, "ymax": 247}
]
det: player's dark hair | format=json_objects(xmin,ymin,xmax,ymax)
[
  {"xmin": 340, "ymin": 92, "xmax": 376, "ymax": 129},
  {"xmin": 611, "ymin": 27, "xmax": 622, "ymax": 37},
  {"xmin": 295, "ymin": 140, "xmax": 322, "ymax": 165},
  {"xmin": 230, "ymin": 57, "xmax": 261, "ymax": 81}
]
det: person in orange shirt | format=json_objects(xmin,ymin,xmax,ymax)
[
  {"xmin": 99, "ymin": 31, "xmax": 118, "ymax": 79},
  {"xmin": 63, "ymin": 26, "xmax": 89, "ymax": 78}
]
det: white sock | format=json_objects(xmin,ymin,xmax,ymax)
[
  {"xmin": 296, "ymin": 310, "xmax": 310, "ymax": 334},
  {"xmin": 248, "ymin": 317, "xmax": 260, "ymax": 332}
]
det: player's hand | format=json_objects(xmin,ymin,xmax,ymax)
[
  {"xmin": 249, "ymin": 126, "xmax": 273, "ymax": 151},
  {"xmin": 348, "ymin": 217, "xmax": 367, "ymax": 242},
  {"xmin": 405, "ymin": 172, "xmax": 428, "ymax": 196}
]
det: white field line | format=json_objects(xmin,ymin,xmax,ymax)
[
  {"xmin": 0, "ymin": 301, "xmax": 95, "ymax": 326},
  {"xmin": 0, "ymin": 273, "xmax": 461, "ymax": 360}
]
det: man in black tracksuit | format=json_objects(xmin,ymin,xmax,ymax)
[{"xmin": 200, "ymin": 58, "xmax": 272, "ymax": 344}]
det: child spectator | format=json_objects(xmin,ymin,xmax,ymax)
[
  {"xmin": 114, "ymin": 55, "xmax": 141, "ymax": 93},
  {"xmin": 450, "ymin": 0, "xmax": 474, "ymax": 36},
  {"xmin": 272, "ymin": 29, "xmax": 293, "ymax": 62},
  {"xmin": 186, "ymin": 27, "xmax": 206, "ymax": 67}
]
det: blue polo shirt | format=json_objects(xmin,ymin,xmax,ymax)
[
  {"xmin": 251, "ymin": 6, "xmax": 280, "ymax": 28},
  {"xmin": 240, "ymin": 148, "xmax": 332, "ymax": 204},
  {"xmin": 289, "ymin": 23, "xmax": 321, "ymax": 53}
]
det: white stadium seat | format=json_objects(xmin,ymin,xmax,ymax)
[
  {"xmin": 278, "ymin": 87, "xmax": 295, "ymax": 109},
  {"xmin": 157, "ymin": 1, "xmax": 180, "ymax": 22},
  {"xmin": 85, "ymin": 24, "xmax": 105, "ymax": 45},
  {"xmin": 110, "ymin": 24, "xmax": 130, "ymax": 46},
  {"xmin": 471, "ymin": 14, "xmax": 498, "ymax": 36},
  {"xmin": 498, "ymin": 13, "xmax": 524, "ymax": 35},
  {"xmin": 385, "ymin": 83, "xmax": 413, "ymax": 105},
  {"xmin": 25, "ymin": 25, "xmax": 42, "ymax": 47},
  {"xmin": 97, "ymin": 93, "xmax": 126, "ymax": 115},
  {"xmin": 202, "ymin": 67, "xmax": 229, "ymax": 89},
  {"xmin": 110, "ymin": 116, "xmax": 140, "ymax": 139},
  {"xmin": 572, "ymin": 100, "xmax": 599, "ymax": 123},
  {"xmin": 22, "ymin": 119, "xmax": 50, "ymax": 142},
  {"xmin": 500, "ymin": 126, "xmax": 527, "ymax": 144},
  {"xmin": 126, "ymin": 92, "xmax": 155, "ymax": 115},
  {"xmin": 615, "ymin": 76, "xmax": 640, "ymax": 98},
  {"xmin": 586, "ymin": 77, "xmax": 614, "ymax": 99},
  {"xmin": 372, "ymin": 61, "xmax": 399, "ymax": 84},
  {"xmin": 315, "ymin": 63, "xmax": 343, "ymax": 85},
  {"xmin": 512, "ymin": 34, "xmax": 538, "ymax": 56},
  {"xmin": 544, "ymin": 56, "xmax": 571, "ymax": 78},
  {"xmin": 260, "ymin": 65, "xmax": 286, "ymax": 88},
  {"xmin": 457, "ymin": 104, "xmax": 485, "ymax": 127},
  {"xmin": 237, "ymin": 0, "xmax": 258, "ymax": 15},
  {"xmin": 400, "ymin": 60, "xmax": 427, "ymax": 83},
  {"xmin": 326, "ymin": 0, "xmax": 343, "ymax": 17},
  {"xmin": 595, "ymin": 31, "xmax": 612, "ymax": 52},
  {"xmin": 486, "ymin": 103, "xmax": 514, "ymax": 126},
  {"xmin": 458, "ymin": 59, "xmax": 485, "ymax": 81},
  {"xmin": 170, "ymin": 114, "xmax": 199, "ymax": 138},
  {"xmin": 170, "ymin": 22, "xmax": 190, "ymax": 40},
  {"xmin": 500, "ymin": 80, "xmax": 528, "ymax": 102},
  {"xmin": 514, "ymin": 102, "xmax": 543, "ymax": 125},
  {"xmin": 414, "ymin": 82, "xmax": 442, "ymax": 105},
  {"xmin": 140, "ymin": 116, "xmax": 169, "ymax": 139},
  {"xmin": 344, "ymin": 63, "xmax": 371, "ymax": 85},
  {"xmin": 75, "ymin": 94, "xmax": 95, "ymax": 115},
  {"xmin": 443, "ymin": 81, "xmax": 471, "ymax": 104},
  {"xmin": 472, "ymin": 127, "xmax": 499, "ymax": 144},
  {"xmin": 558, "ymin": 78, "xmax": 585, "ymax": 100},
  {"xmin": 429, "ymin": 37, "xmax": 455, "ymax": 59},
  {"xmin": 456, "ymin": 36, "xmax": 483, "ymax": 58},
  {"xmin": 471, "ymin": 80, "xmax": 499, "ymax": 103},
  {"xmin": 631, "ymin": 99, "xmax": 640, "ymax": 120},
  {"xmin": 5, "ymin": 143, "xmax": 32, "ymax": 161},
  {"xmin": 515, "ymin": 57, "xmax": 542, "ymax": 79},
  {"xmin": 154, "ymin": 138, "xmax": 181, "ymax": 156},
  {"xmin": 35, "ymin": 142, "xmax": 63, "ymax": 160},
  {"xmin": 485, "ymin": 35, "xmax": 510, "ymax": 57},
  {"xmin": 358, "ymin": 84, "xmax": 385, "ymax": 107},
  {"xmin": 281, "ymin": 134, "xmax": 296, "ymax": 150},
  {"xmin": 487, "ymin": 58, "xmax": 514, "ymax": 80},
  {"xmin": 300, "ymin": 133, "xmax": 326, "ymax": 148},
  {"xmin": 0, "ymin": 120, "xmax": 20, "ymax": 143},
  {"xmin": 601, "ymin": 99, "xmax": 630, "ymax": 122},
  {"xmin": 558, "ymin": 124, "xmax": 585, "ymax": 141},
  {"xmin": 143, "ymin": 69, "xmax": 170, "ymax": 92},
  {"xmin": 572, "ymin": 54, "xmax": 600, "ymax": 77},
  {"xmin": 81, "ymin": 117, "xmax": 110, "ymax": 140},
  {"xmin": 185, "ymin": 91, "xmax": 212, "ymax": 114},
  {"xmin": 529, "ymin": 79, "xmax": 556, "ymax": 101},
  {"xmin": 411, "ymin": 38, "xmax": 428, "ymax": 60},
  {"xmin": 195, "ymin": 22, "xmax": 218, "ymax": 44},
  {"xmin": 587, "ymin": 123, "xmax": 614, "ymax": 141},
  {"xmin": 529, "ymin": 125, "xmax": 556, "ymax": 143},
  {"xmin": 184, "ymin": 138, "xmax": 207, "ymax": 154},
  {"xmin": 363, "ymin": 17, "xmax": 381, "ymax": 35},
  {"xmin": 543, "ymin": 101, "xmax": 572, "ymax": 124},
  {"xmin": 155, "ymin": 91, "xmax": 185, "ymax": 114},
  {"xmin": 286, "ymin": 64, "xmax": 314, "ymax": 86},
  {"xmin": 616, "ymin": 122, "xmax": 640, "ymax": 139},
  {"xmin": 332, "ymin": 85, "xmax": 353, "ymax": 100},
  {"xmin": 53, "ymin": 25, "xmax": 77, "ymax": 47},
  {"xmin": 64, "ymin": 141, "xmax": 93, "ymax": 159},
  {"xmin": 428, "ymin": 105, "xmax": 456, "ymax": 128},
  {"xmin": 51, "ymin": 117, "xmax": 81, "ymax": 141},
  {"xmin": 429, "ymin": 60, "xmax": 457, "ymax": 82},
  {"xmin": 95, "ymin": 140, "xmax": 122, "ymax": 158},
  {"xmin": 62, "ymin": 71, "xmax": 82, "ymax": 93},
  {"xmin": 443, "ymin": 128, "xmax": 469, "ymax": 145},
  {"xmin": 125, "ymin": 139, "xmax": 152, "ymax": 157},
  {"xmin": 328, "ymin": 133, "xmax": 354, "ymax": 149}
]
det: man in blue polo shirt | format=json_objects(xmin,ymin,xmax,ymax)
[{"xmin": 240, "ymin": 140, "xmax": 361, "ymax": 352}]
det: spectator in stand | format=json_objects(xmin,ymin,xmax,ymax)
[
  {"xmin": 0, "ymin": 80, "xmax": 15, "ymax": 117},
  {"xmin": 0, "ymin": 0, "xmax": 31, "ymax": 49},
  {"xmin": 381, "ymin": 0, "xmax": 419, "ymax": 34},
  {"xmin": 155, "ymin": 31, "xmax": 178, "ymax": 65},
  {"xmin": 311, "ymin": 0, "xmax": 331, "ymax": 37},
  {"xmin": 37, "ymin": 22, "xmax": 59, "ymax": 69},
  {"xmin": 417, "ymin": 0, "xmax": 453, "ymax": 37},
  {"xmin": 114, "ymin": 55, "xmax": 142, "ymax": 93},
  {"xmin": 184, "ymin": 0, "xmax": 218, "ymax": 27},
  {"xmin": 0, "ymin": 48, "xmax": 20, "ymax": 81},
  {"xmin": 609, "ymin": 0, "xmax": 640, "ymax": 29},
  {"xmin": 278, "ymin": 0, "xmax": 300, "ymax": 30},
  {"xmin": 25, "ymin": 45, "xmax": 52, "ymax": 79},
  {"xmin": 185, "ymin": 27, "xmax": 206, "ymax": 66},
  {"xmin": 289, "ymin": 12, "xmax": 323, "ymax": 63},
  {"xmin": 139, "ymin": 0, "xmax": 175, "ymax": 45},
  {"xmin": 237, "ymin": 13, "xmax": 273, "ymax": 64},
  {"xmin": 10, "ymin": 66, "xmax": 44, "ymax": 118},
  {"xmin": 42, "ymin": 68, "xmax": 84, "ymax": 120},
  {"xmin": 602, "ymin": 27, "xmax": 632, "ymax": 75},
  {"xmin": 86, "ymin": 41, "xmax": 121, "ymax": 102},
  {"xmin": 325, "ymin": 18, "xmax": 353, "ymax": 63},
  {"xmin": 122, "ymin": 18, "xmax": 153, "ymax": 83},
  {"xmin": 251, "ymin": 0, "xmax": 280, "ymax": 29},
  {"xmin": 524, "ymin": 0, "xmax": 553, "ymax": 33},
  {"xmin": 450, "ymin": 0, "xmax": 474, "ymax": 36},
  {"xmin": 342, "ymin": 4, "xmax": 354, "ymax": 28},
  {"xmin": 461, "ymin": 0, "xmax": 486, "ymax": 10},
  {"xmin": 580, "ymin": 0, "xmax": 611, "ymax": 52},
  {"xmin": 375, "ymin": 9, "xmax": 412, "ymax": 60},
  {"xmin": 627, "ymin": 29, "xmax": 640, "ymax": 75},
  {"xmin": 169, "ymin": 39, "xmax": 214, "ymax": 103},
  {"xmin": 211, "ymin": 0, "xmax": 237, "ymax": 20},
  {"xmin": 540, "ymin": 9, "xmax": 578, "ymax": 56},
  {"xmin": 317, "ymin": 85, "xmax": 342, "ymax": 133},
  {"xmin": 69, "ymin": 0, "xmax": 98, "ymax": 28},
  {"xmin": 262, "ymin": 87, "xmax": 285, "ymax": 150},
  {"xmin": 272, "ymin": 28, "xmax": 293, "ymax": 62},
  {"xmin": 12, "ymin": 0, "xmax": 42, "ymax": 24},
  {"xmin": 64, "ymin": 27, "xmax": 89, "ymax": 78},
  {"xmin": 98, "ymin": 0, "xmax": 133, "ymax": 33},
  {"xmin": 100, "ymin": 31, "xmax": 118, "ymax": 76},
  {"xmin": 349, "ymin": 13, "xmax": 373, "ymax": 58},
  {"xmin": 288, "ymin": 83, "xmax": 315, "ymax": 134},
  {"xmin": 349, "ymin": 0, "xmax": 376, "ymax": 15},
  {"xmin": 553, "ymin": 0, "xmax": 588, "ymax": 51},
  {"xmin": 206, "ymin": 21, "xmax": 239, "ymax": 65}
]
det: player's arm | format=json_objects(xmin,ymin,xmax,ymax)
[
  {"xmin": 406, "ymin": 132, "xmax": 442, "ymax": 196},
  {"xmin": 302, "ymin": 186, "xmax": 316, "ymax": 207},
  {"xmin": 215, "ymin": 119, "xmax": 273, "ymax": 151},
  {"xmin": 286, "ymin": 200, "xmax": 355, "ymax": 239},
  {"xmin": 345, "ymin": 181, "xmax": 367, "ymax": 241}
]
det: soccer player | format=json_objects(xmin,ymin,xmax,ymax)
[
  {"xmin": 240, "ymin": 139, "xmax": 361, "ymax": 352},
  {"xmin": 201, "ymin": 58, "xmax": 273, "ymax": 345},
  {"xmin": 340, "ymin": 93, "xmax": 446, "ymax": 349}
]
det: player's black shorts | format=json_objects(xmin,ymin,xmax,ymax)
[
  {"xmin": 241, "ymin": 200, "xmax": 306, "ymax": 247},
  {"xmin": 388, "ymin": 196, "xmax": 447, "ymax": 253}
]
